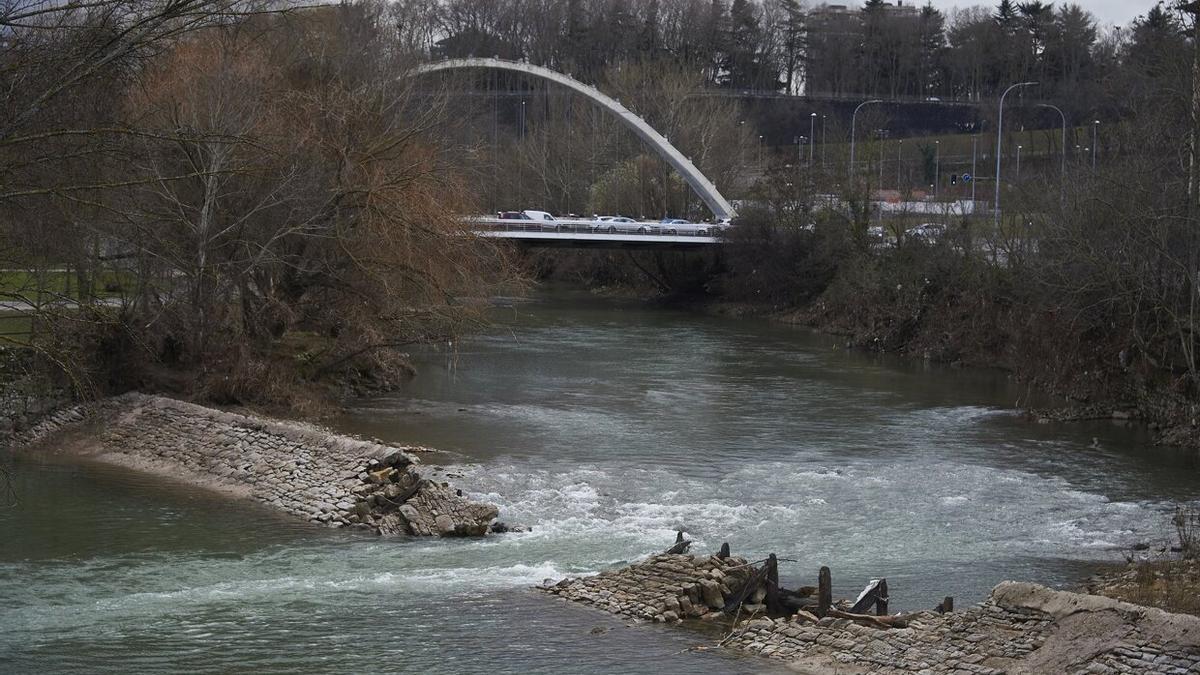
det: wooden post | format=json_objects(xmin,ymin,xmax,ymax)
[
  {"xmin": 765, "ymin": 554, "xmax": 782, "ymax": 617},
  {"xmin": 818, "ymin": 566, "xmax": 832, "ymax": 618},
  {"xmin": 717, "ymin": 542, "xmax": 730, "ymax": 559},
  {"xmin": 875, "ymin": 579, "xmax": 889, "ymax": 616},
  {"xmin": 942, "ymin": 596, "xmax": 953, "ymax": 613}
]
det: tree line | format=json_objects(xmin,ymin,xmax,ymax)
[{"xmin": 395, "ymin": 1, "xmax": 1180, "ymax": 111}]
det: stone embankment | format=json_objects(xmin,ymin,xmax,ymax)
[
  {"xmin": 541, "ymin": 553, "xmax": 1200, "ymax": 674},
  {"xmin": 10, "ymin": 393, "xmax": 498, "ymax": 536},
  {"xmin": 543, "ymin": 552, "xmax": 758, "ymax": 623}
]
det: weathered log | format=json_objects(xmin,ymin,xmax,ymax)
[
  {"xmin": 876, "ymin": 579, "xmax": 889, "ymax": 616},
  {"xmin": 665, "ymin": 531, "xmax": 692, "ymax": 555},
  {"xmin": 765, "ymin": 554, "xmax": 783, "ymax": 617},
  {"xmin": 723, "ymin": 563, "xmax": 769, "ymax": 615},
  {"xmin": 817, "ymin": 566, "xmax": 832, "ymax": 618},
  {"xmin": 826, "ymin": 608, "xmax": 910, "ymax": 629},
  {"xmin": 793, "ymin": 609, "xmax": 820, "ymax": 624},
  {"xmin": 849, "ymin": 579, "xmax": 885, "ymax": 614},
  {"xmin": 936, "ymin": 596, "xmax": 953, "ymax": 613}
]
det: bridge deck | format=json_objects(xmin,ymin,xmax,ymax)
[{"xmin": 476, "ymin": 229, "xmax": 719, "ymax": 249}]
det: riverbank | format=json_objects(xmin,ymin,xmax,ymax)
[{"xmin": 5, "ymin": 393, "xmax": 499, "ymax": 536}]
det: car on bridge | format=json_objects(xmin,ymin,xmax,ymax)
[{"xmin": 591, "ymin": 216, "xmax": 647, "ymax": 234}]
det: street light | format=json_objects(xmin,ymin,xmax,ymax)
[
  {"xmin": 1092, "ymin": 120, "xmax": 1100, "ymax": 170},
  {"xmin": 821, "ymin": 115, "xmax": 827, "ymax": 167},
  {"xmin": 810, "ymin": 112, "xmax": 817, "ymax": 166},
  {"xmin": 1036, "ymin": 103, "xmax": 1067, "ymax": 206},
  {"xmin": 935, "ymin": 140, "xmax": 941, "ymax": 199},
  {"xmin": 971, "ymin": 135, "xmax": 978, "ymax": 204},
  {"xmin": 1016, "ymin": 145, "xmax": 1023, "ymax": 178},
  {"xmin": 995, "ymin": 81, "xmax": 1039, "ymax": 228},
  {"xmin": 850, "ymin": 99, "xmax": 884, "ymax": 178},
  {"xmin": 758, "ymin": 135, "xmax": 764, "ymax": 165},
  {"xmin": 897, "ymin": 139, "xmax": 903, "ymax": 187}
]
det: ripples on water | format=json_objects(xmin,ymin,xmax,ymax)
[{"xmin": 2, "ymin": 291, "xmax": 1197, "ymax": 673}]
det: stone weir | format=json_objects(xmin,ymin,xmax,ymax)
[
  {"xmin": 542, "ymin": 551, "xmax": 760, "ymax": 623},
  {"xmin": 541, "ymin": 545, "xmax": 1200, "ymax": 674},
  {"xmin": 11, "ymin": 393, "xmax": 499, "ymax": 536}
]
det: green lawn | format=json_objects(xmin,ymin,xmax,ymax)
[{"xmin": 0, "ymin": 269, "xmax": 130, "ymax": 302}]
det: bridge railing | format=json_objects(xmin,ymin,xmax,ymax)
[{"xmin": 467, "ymin": 217, "xmax": 727, "ymax": 237}]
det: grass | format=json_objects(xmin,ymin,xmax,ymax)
[
  {"xmin": 0, "ymin": 313, "xmax": 32, "ymax": 344},
  {"xmin": 805, "ymin": 125, "xmax": 1099, "ymax": 172},
  {"xmin": 0, "ymin": 269, "xmax": 131, "ymax": 302},
  {"xmin": 1091, "ymin": 560, "xmax": 1200, "ymax": 616}
]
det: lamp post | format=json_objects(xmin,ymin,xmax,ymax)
[
  {"xmin": 897, "ymin": 139, "xmax": 903, "ymax": 187},
  {"xmin": 1036, "ymin": 103, "xmax": 1067, "ymax": 180},
  {"xmin": 1016, "ymin": 145, "xmax": 1022, "ymax": 179},
  {"xmin": 995, "ymin": 81, "xmax": 1039, "ymax": 228},
  {"xmin": 971, "ymin": 135, "xmax": 978, "ymax": 205},
  {"xmin": 878, "ymin": 130, "xmax": 886, "ymax": 192},
  {"xmin": 810, "ymin": 113, "xmax": 817, "ymax": 166},
  {"xmin": 850, "ymin": 99, "xmax": 884, "ymax": 179},
  {"xmin": 758, "ymin": 134, "xmax": 764, "ymax": 165},
  {"xmin": 822, "ymin": 115, "xmax": 827, "ymax": 167},
  {"xmin": 935, "ymin": 140, "xmax": 941, "ymax": 199},
  {"xmin": 1092, "ymin": 120, "xmax": 1100, "ymax": 170}
]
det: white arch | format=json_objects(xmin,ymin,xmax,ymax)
[{"xmin": 411, "ymin": 58, "xmax": 736, "ymax": 220}]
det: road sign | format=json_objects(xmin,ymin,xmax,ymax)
[{"xmin": 962, "ymin": 173, "xmax": 972, "ymax": 183}]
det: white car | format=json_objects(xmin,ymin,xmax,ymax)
[
  {"xmin": 907, "ymin": 223, "xmax": 944, "ymax": 242},
  {"xmin": 522, "ymin": 210, "xmax": 560, "ymax": 231},
  {"xmin": 592, "ymin": 216, "xmax": 645, "ymax": 233}
]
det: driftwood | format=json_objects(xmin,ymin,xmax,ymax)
[
  {"xmin": 665, "ymin": 531, "xmax": 692, "ymax": 555},
  {"xmin": 818, "ymin": 566, "xmax": 832, "ymax": 617},
  {"xmin": 826, "ymin": 608, "xmax": 911, "ymax": 629},
  {"xmin": 792, "ymin": 609, "xmax": 820, "ymax": 624},
  {"xmin": 849, "ymin": 578, "xmax": 889, "ymax": 616},
  {"xmin": 723, "ymin": 562, "xmax": 770, "ymax": 615},
  {"xmin": 765, "ymin": 554, "xmax": 783, "ymax": 617}
]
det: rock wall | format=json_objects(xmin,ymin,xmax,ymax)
[
  {"xmin": 542, "ymin": 554, "xmax": 1200, "ymax": 674},
  {"xmin": 725, "ymin": 582, "xmax": 1200, "ymax": 674},
  {"xmin": 11, "ymin": 393, "xmax": 498, "ymax": 537},
  {"xmin": 541, "ymin": 552, "xmax": 759, "ymax": 623}
]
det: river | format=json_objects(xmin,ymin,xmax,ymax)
[{"xmin": 2, "ymin": 290, "xmax": 1197, "ymax": 673}]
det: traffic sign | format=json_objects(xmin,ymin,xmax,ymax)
[{"xmin": 962, "ymin": 173, "xmax": 972, "ymax": 183}]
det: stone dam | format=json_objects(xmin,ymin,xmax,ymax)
[
  {"xmin": 10, "ymin": 393, "xmax": 498, "ymax": 536},
  {"xmin": 541, "ymin": 550, "xmax": 1200, "ymax": 674}
]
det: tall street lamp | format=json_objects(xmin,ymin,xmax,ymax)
[
  {"xmin": 934, "ymin": 140, "xmax": 941, "ymax": 199},
  {"xmin": 971, "ymin": 135, "xmax": 978, "ymax": 205},
  {"xmin": 1036, "ymin": 103, "xmax": 1067, "ymax": 180},
  {"xmin": 821, "ymin": 115, "xmax": 827, "ymax": 167},
  {"xmin": 809, "ymin": 113, "xmax": 817, "ymax": 166},
  {"xmin": 995, "ymin": 81, "xmax": 1039, "ymax": 228},
  {"xmin": 850, "ymin": 99, "xmax": 884, "ymax": 179},
  {"xmin": 897, "ymin": 139, "xmax": 903, "ymax": 187},
  {"xmin": 1092, "ymin": 120, "xmax": 1100, "ymax": 170},
  {"xmin": 1016, "ymin": 145, "xmax": 1023, "ymax": 179}
]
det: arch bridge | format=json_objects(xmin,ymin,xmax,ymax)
[{"xmin": 410, "ymin": 58, "xmax": 735, "ymax": 248}]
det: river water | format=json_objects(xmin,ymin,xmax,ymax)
[{"xmin": 2, "ymin": 290, "xmax": 1198, "ymax": 673}]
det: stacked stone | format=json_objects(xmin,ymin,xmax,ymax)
[
  {"xmin": 11, "ymin": 393, "xmax": 498, "ymax": 537},
  {"xmin": 724, "ymin": 599, "xmax": 1053, "ymax": 673},
  {"xmin": 541, "ymin": 552, "xmax": 757, "ymax": 623},
  {"xmin": 723, "ymin": 581, "xmax": 1200, "ymax": 674}
]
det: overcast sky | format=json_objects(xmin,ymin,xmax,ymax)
[{"xmin": 914, "ymin": 1, "xmax": 1158, "ymax": 27}]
